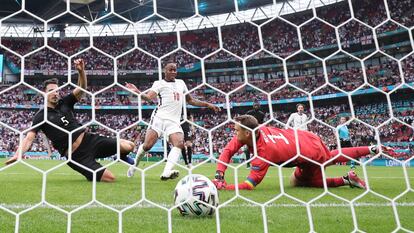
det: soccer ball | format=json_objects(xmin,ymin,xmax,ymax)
[{"xmin": 173, "ymin": 174, "xmax": 219, "ymax": 216}]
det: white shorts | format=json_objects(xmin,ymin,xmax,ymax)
[{"xmin": 149, "ymin": 116, "xmax": 183, "ymax": 138}]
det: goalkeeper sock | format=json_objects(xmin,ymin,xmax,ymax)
[{"xmin": 162, "ymin": 147, "xmax": 181, "ymax": 176}]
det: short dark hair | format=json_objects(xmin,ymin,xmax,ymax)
[
  {"xmin": 296, "ymin": 103, "xmax": 305, "ymax": 109},
  {"xmin": 43, "ymin": 78, "xmax": 59, "ymax": 90},
  {"xmin": 164, "ymin": 59, "xmax": 176, "ymax": 68},
  {"xmin": 234, "ymin": 115, "xmax": 259, "ymax": 130}
]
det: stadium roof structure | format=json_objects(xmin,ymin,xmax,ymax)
[
  {"xmin": 0, "ymin": 0, "xmax": 284, "ymax": 23},
  {"xmin": 0, "ymin": 0, "xmax": 340, "ymax": 37}
]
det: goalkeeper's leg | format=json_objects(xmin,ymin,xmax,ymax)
[
  {"xmin": 340, "ymin": 139, "xmax": 356, "ymax": 169},
  {"xmin": 290, "ymin": 164, "xmax": 366, "ymax": 189},
  {"xmin": 328, "ymin": 146, "xmax": 373, "ymax": 163},
  {"xmin": 328, "ymin": 145, "xmax": 397, "ymax": 163}
]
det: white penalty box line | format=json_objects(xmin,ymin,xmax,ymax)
[{"xmin": 2, "ymin": 202, "xmax": 414, "ymax": 210}]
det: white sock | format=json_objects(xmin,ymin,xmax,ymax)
[
  {"xmin": 135, "ymin": 144, "xmax": 146, "ymax": 165},
  {"xmin": 162, "ymin": 147, "xmax": 181, "ymax": 176}
]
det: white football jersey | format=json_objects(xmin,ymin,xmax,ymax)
[
  {"xmin": 150, "ymin": 79, "xmax": 188, "ymax": 123},
  {"xmin": 286, "ymin": 112, "xmax": 308, "ymax": 131}
]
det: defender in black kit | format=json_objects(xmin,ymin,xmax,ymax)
[{"xmin": 5, "ymin": 59, "xmax": 135, "ymax": 182}]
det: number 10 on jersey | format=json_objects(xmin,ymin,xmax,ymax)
[{"xmin": 174, "ymin": 92, "xmax": 180, "ymax": 101}]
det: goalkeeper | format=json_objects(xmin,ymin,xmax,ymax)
[{"xmin": 212, "ymin": 115, "xmax": 396, "ymax": 190}]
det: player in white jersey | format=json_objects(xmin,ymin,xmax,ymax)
[
  {"xmin": 286, "ymin": 103, "xmax": 308, "ymax": 131},
  {"xmin": 125, "ymin": 61, "xmax": 220, "ymax": 180}
]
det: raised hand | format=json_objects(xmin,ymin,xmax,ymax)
[
  {"xmin": 74, "ymin": 58, "xmax": 85, "ymax": 72},
  {"xmin": 125, "ymin": 82, "xmax": 140, "ymax": 94}
]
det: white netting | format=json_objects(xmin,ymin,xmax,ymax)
[{"xmin": 0, "ymin": 0, "xmax": 413, "ymax": 232}]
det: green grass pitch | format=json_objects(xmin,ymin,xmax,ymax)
[{"xmin": 0, "ymin": 159, "xmax": 413, "ymax": 233}]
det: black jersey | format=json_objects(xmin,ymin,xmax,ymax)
[
  {"xmin": 246, "ymin": 108, "xmax": 266, "ymax": 124},
  {"xmin": 31, "ymin": 93, "xmax": 84, "ymax": 155}
]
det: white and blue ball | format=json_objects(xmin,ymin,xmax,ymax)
[{"xmin": 174, "ymin": 174, "xmax": 219, "ymax": 216}]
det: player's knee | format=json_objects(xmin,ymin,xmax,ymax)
[
  {"xmin": 126, "ymin": 142, "xmax": 135, "ymax": 152},
  {"xmin": 122, "ymin": 140, "xmax": 135, "ymax": 152},
  {"xmin": 102, "ymin": 175, "xmax": 115, "ymax": 182},
  {"xmin": 104, "ymin": 176, "xmax": 116, "ymax": 182},
  {"xmin": 145, "ymin": 132, "xmax": 160, "ymax": 149},
  {"xmin": 142, "ymin": 142, "xmax": 154, "ymax": 151},
  {"xmin": 143, "ymin": 139, "xmax": 156, "ymax": 151},
  {"xmin": 101, "ymin": 170, "xmax": 116, "ymax": 182}
]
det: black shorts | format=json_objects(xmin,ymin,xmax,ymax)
[
  {"xmin": 67, "ymin": 133, "xmax": 117, "ymax": 181},
  {"xmin": 181, "ymin": 122, "xmax": 192, "ymax": 142}
]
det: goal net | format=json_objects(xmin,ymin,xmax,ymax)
[{"xmin": 0, "ymin": 0, "xmax": 413, "ymax": 232}]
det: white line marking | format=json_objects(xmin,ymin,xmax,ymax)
[
  {"xmin": 1, "ymin": 202, "xmax": 414, "ymax": 209},
  {"xmin": 1, "ymin": 173, "xmax": 411, "ymax": 179}
]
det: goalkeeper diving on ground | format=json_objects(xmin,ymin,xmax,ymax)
[{"xmin": 212, "ymin": 115, "xmax": 397, "ymax": 190}]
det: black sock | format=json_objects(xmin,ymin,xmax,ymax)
[
  {"xmin": 187, "ymin": 146, "xmax": 192, "ymax": 164},
  {"xmin": 182, "ymin": 147, "xmax": 188, "ymax": 165}
]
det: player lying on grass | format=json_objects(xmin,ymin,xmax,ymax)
[
  {"xmin": 212, "ymin": 115, "xmax": 396, "ymax": 190},
  {"xmin": 5, "ymin": 59, "xmax": 135, "ymax": 182}
]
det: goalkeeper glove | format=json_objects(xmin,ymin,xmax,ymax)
[
  {"xmin": 215, "ymin": 170, "xmax": 224, "ymax": 180},
  {"xmin": 212, "ymin": 170, "xmax": 227, "ymax": 190}
]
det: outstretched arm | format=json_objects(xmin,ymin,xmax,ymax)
[
  {"xmin": 212, "ymin": 136, "xmax": 244, "ymax": 189},
  {"xmin": 224, "ymin": 162, "xmax": 270, "ymax": 190},
  {"xmin": 73, "ymin": 59, "xmax": 87, "ymax": 101},
  {"xmin": 125, "ymin": 82, "xmax": 157, "ymax": 102},
  {"xmin": 186, "ymin": 94, "xmax": 220, "ymax": 112},
  {"xmin": 5, "ymin": 131, "xmax": 37, "ymax": 165},
  {"xmin": 216, "ymin": 136, "xmax": 244, "ymax": 173}
]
